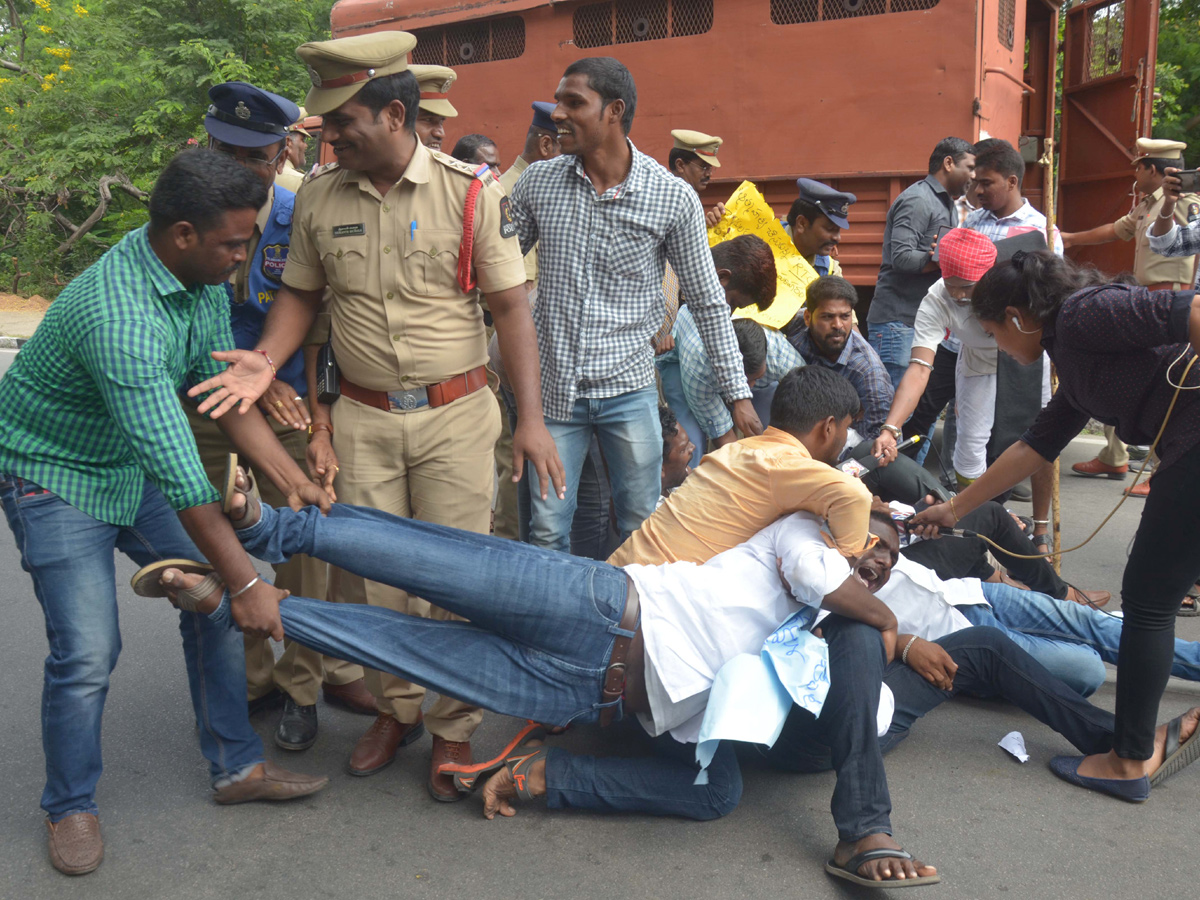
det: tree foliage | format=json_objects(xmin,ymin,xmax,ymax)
[
  {"xmin": 0, "ymin": 0, "xmax": 333, "ymax": 293},
  {"xmin": 1154, "ymin": 0, "xmax": 1200, "ymax": 149}
]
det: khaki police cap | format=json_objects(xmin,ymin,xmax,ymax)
[
  {"xmin": 296, "ymin": 32, "xmax": 416, "ymax": 116},
  {"xmin": 289, "ymin": 105, "xmax": 311, "ymax": 134},
  {"xmin": 1135, "ymin": 137, "xmax": 1187, "ymax": 162},
  {"xmin": 671, "ymin": 129, "xmax": 722, "ymax": 167},
  {"xmin": 410, "ymin": 64, "xmax": 459, "ymax": 118}
]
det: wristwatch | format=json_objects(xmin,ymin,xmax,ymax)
[{"xmin": 881, "ymin": 423, "xmax": 903, "ymax": 439}]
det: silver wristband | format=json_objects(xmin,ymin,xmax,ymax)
[
  {"xmin": 901, "ymin": 634, "xmax": 919, "ymax": 666},
  {"xmin": 229, "ymin": 576, "xmax": 260, "ymax": 600}
]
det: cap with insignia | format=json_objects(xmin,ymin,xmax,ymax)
[
  {"xmin": 796, "ymin": 178, "xmax": 857, "ymax": 230},
  {"xmin": 205, "ymin": 82, "xmax": 300, "ymax": 149},
  {"xmin": 289, "ymin": 105, "xmax": 312, "ymax": 135},
  {"xmin": 1135, "ymin": 137, "xmax": 1187, "ymax": 162},
  {"xmin": 296, "ymin": 31, "xmax": 417, "ymax": 117},
  {"xmin": 410, "ymin": 64, "xmax": 458, "ymax": 118},
  {"xmin": 531, "ymin": 101, "xmax": 556, "ymax": 133},
  {"xmin": 670, "ymin": 129, "xmax": 722, "ymax": 167}
]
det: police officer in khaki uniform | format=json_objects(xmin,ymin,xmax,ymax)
[
  {"xmin": 409, "ymin": 64, "xmax": 457, "ymax": 151},
  {"xmin": 195, "ymin": 31, "xmax": 564, "ymax": 799},
  {"xmin": 667, "ymin": 129, "xmax": 721, "ymax": 193},
  {"xmin": 275, "ymin": 106, "xmax": 311, "ymax": 193},
  {"xmin": 1064, "ymin": 137, "xmax": 1200, "ymax": 483},
  {"xmin": 186, "ymin": 82, "xmax": 375, "ymax": 754}
]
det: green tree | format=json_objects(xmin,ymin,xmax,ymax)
[
  {"xmin": 1153, "ymin": 0, "xmax": 1200, "ymax": 147},
  {"xmin": 0, "ymin": 0, "xmax": 333, "ymax": 294}
]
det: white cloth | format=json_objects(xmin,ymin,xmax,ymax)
[
  {"xmin": 953, "ymin": 364, "xmax": 997, "ymax": 479},
  {"xmin": 912, "ymin": 279, "xmax": 998, "ymax": 376},
  {"xmin": 875, "ymin": 555, "xmax": 989, "ymax": 641},
  {"xmin": 625, "ymin": 513, "xmax": 849, "ymax": 742}
]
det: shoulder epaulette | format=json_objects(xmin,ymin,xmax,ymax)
[
  {"xmin": 302, "ymin": 161, "xmax": 340, "ymax": 185},
  {"xmin": 431, "ymin": 150, "xmax": 499, "ymax": 186}
]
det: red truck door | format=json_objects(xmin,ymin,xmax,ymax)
[{"xmin": 1059, "ymin": 0, "xmax": 1160, "ymax": 274}]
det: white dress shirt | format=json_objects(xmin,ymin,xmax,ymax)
[{"xmin": 875, "ymin": 554, "xmax": 989, "ymax": 642}]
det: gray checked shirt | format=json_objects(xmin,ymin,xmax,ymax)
[{"xmin": 508, "ymin": 140, "xmax": 751, "ymax": 421}]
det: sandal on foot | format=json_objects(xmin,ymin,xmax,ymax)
[
  {"xmin": 1048, "ymin": 755, "xmax": 1149, "ymax": 803},
  {"xmin": 1179, "ymin": 596, "xmax": 1200, "ymax": 618},
  {"xmin": 221, "ymin": 452, "xmax": 261, "ymax": 528},
  {"xmin": 1031, "ymin": 532, "xmax": 1050, "ymax": 553},
  {"xmin": 130, "ymin": 559, "xmax": 222, "ymax": 612},
  {"xmin": 438, "ymin": 723, "xmax": 546, "ymax": 794},
  {"xmin": 825, "ymin": 848, "xmax": 942, "ymax": 888},
  {"xmin": 1150, "ymin": 713, "xmax": 1200, "ymax": 788}
]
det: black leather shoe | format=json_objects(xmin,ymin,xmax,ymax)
[{"xmin": 275, "ymin": 697, "xmax": 318, "ymax": 751}]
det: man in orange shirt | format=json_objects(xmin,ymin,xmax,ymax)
[{"xmin": 610, "ymin": 365, "xmax": 882, "ymax": 568}]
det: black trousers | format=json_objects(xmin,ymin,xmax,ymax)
[
  {"xmin": 902, "ymin": 500, "xmax": 1068, "ymax": 600},
  {"xmin": 1116, "ymin": 440, "xmax": 1200, "ymax": 758}
]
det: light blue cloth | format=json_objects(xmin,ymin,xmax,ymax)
[{"xmin": 694, "ymin": 606, "xmax": 829, "ymax": 783}]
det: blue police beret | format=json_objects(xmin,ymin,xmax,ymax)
[
  {"xmin": 796, "ymin": 178, "xmax": 857, "ymax": 230},
  {"xmin": 205, "ymin": 82, "xmax": 300, "ymax": 149},
  {"xmin": 531, "ymin": 101, "xmax": 556, "ymax": 133}
]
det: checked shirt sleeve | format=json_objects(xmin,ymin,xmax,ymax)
[
  {"xmin": 666, "ymin": 191, "xmax": 752, "ymax": 404},
  {"xmin": 508, "ymin": 167, "xmax": 541, "ymax": 258},
  {"xmin": 1149, "ymin": 220, "xmax": 1200, "ymax": 259},
  {"xmin": 846, "ymin": 340, "xmax": 895, "ymax": 439},
  {"xmin": 78, "ymin": 320, "xmax": 221, "ymax": 512},
  {"xmin": 764, "ymin": 328, "xmax": 804, "ymax": 381},
  {"xmin": 675, "ymin": 310, "xmax": 735, "ymax": 440}
]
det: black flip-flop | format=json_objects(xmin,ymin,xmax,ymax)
[
  {"xmin": 825, "ymin": 848, "xmax": 941, "ymax": 888},
  {"xmin": 1150, "ymin": 712, "xmax": 1200, "ymax": 788}
]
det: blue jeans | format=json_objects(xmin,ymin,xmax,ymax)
[
  {"xmin": 867, "ymin": 321, "xmax": 914, "ymax": 389},
  {"xmin": 531, "ymin": 386, "xmax": 663, "ymax": 553},
  {"xmin": 960, "ymin": 582, "xmax": 1200, "ymax": 696},
  {"xmin": 233, "ymin": 501, "xmax": 740, "ymax": 819},
  {"xmin": 0, "ymin": 475, "xmax": 264, "ymax": 820},
  {"xmin": 233, "ymin": 501, "xmax": 632, "ymax": 727}
]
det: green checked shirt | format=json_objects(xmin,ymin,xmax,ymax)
[{"xmin": 0, "ymin": 225, "xmax": 232, "ymax": 525}]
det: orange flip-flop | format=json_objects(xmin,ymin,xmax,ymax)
[{"xmin": 437, "ymin": 722, "xmax": 546, "ymax": 794}]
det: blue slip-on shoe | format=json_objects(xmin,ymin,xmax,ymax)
[{"xmin": 1049, "ymin": 755, "xmax": 1149, "ymax": 803}]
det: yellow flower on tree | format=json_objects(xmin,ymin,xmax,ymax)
[
  {"xmin": 39, "ymin": 25, "xmax": 53, "ymax": 34},
  {"xmin": 74, "ymin": 3, "xmax": 89, "ymax": 14},
  {"xmin": 33, "ymin": 0, "xmax": 51, "ymax": 11},
  {"xmin": 59, "ymin": 63, "xmax": 72, "ymax": 72}
]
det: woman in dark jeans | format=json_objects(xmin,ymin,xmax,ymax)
[{"xmin": 912, "ymin": 250, "xmax": 1200, "ymax": 800}]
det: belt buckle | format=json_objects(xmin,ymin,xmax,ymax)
[{"xmin": 387, "ymin": 387, "xmax": 428, "ymax": 412}]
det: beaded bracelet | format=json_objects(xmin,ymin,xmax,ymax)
[
  {"xmin": 901, "ymin": 635, "xmax": 919, "ymax": 666},
  {"xmin": 254, "ymin": 349, "xmax": 277, "ymax": 378}
]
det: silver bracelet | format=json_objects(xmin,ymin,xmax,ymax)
[
  {"xmin": 901, "ymin": 634, "xmax": 919, "ymax": 666},
  {"xmin": 908, "ymin": 357, "xmax": 934, "ymax": 370},
  {"xmin": 1031, "ymin": 518, "xmax": 1050, "ymax": 525},
  {"xmin": 229, "ymin": 576, "xmax": 260, "ymax": 599},
  {"xmin": 881, "ymin": 423, "xmax": 903, "ymax": 439}
]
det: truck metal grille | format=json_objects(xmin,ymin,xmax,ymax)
[
  {"xmin": 411, "ymin": 16, "xmax": 526, "ymax": 66},
  {"xmin": 771, "ymin": 0, "xmax": 937, "ymax": 26},
  {"xmin": 573, "ymin": 0, "xmax": 714, "ymax": 49}
]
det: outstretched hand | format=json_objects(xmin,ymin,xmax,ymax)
[{"xmin": 187, "ymin": 350, "xmax": 275, "ymax": 419}]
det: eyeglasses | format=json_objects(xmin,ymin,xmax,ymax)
[{"xmin": 208, "ymin": 138, "xmax": 287, "ymax": 174}]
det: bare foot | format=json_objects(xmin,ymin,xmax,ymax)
[
  {"xmin": 1076, "ymin": 706, "xmax": 1200, "ymax": 780},
  {"xmin": 479, "ymin": 741, "xmax": 546, "ymax": 820},
  {"xmin": 832, "ymin": 833, "xmax": 937, "ymax": 882},
  {"xmin": 160, "ymin": 569, "xmax": 223, "ymax": 614}
]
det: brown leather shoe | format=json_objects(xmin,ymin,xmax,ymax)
[
  {"xmin": 429, "ymin": 736, "xmax": 472, "ymax": 802},
  {"xmin": 1066, "ymin": 586, "xmax": 1111, "ymax": 608},
  {"xmin": 1071, "ymin": 457, "xmax": 1129, "ymax": 479},
  {"xmin": 213, "ymin": 761, "xmax": 329, "ymax": 805},
  {"xmin": 348, "ymin": 712, "xmax": 425, "ymax": 776},
  {"xmin": 1124, "ymin": 480, "xmax": 1151, "ymax": 497},
  {"xmin": 46, "ymin": 813, "xmax": 103, "ymax": 876},
  {"xmin": 322, "ymin": 678, "xmax": 379, "ymax": 716}
]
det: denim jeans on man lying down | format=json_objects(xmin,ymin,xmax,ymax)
[
  {"xmin": 961, "ymin": 582, "xmax": 1200, "ymax": 697},
  {"xmin": 228, "ymin": 500, "xmax": 741, "ymax": 818},
  {"xmin": 0, "ymin": 475, "xmax": 264, "ymax": 821}
]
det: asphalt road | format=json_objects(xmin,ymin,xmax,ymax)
[{"xmin": 0, "ymin": 382, "xmax": 1197, "ymax": 898}]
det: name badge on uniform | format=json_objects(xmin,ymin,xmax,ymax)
[
  {"xmin": 1189, "ymin": 202, "xmax": 1199, "ymax": 224},
  {"xmin": 498, "ymin": 197, "xmax": 517, "ymax": 239},
  {"xmin": 332, "ymin": 223, "xmax": 366, "ymax": 237},
  {"xmin": 261, "ymin": 243, "xmax": 288, "ymax": 281}
]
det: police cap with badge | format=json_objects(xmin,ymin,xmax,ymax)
[
  {"xmin": 205, "ymin": 82, "xmax": 299, "ymax": 149},
  {"xmin": 796, "ymin": 178, "xmax": 857, "ymax": 229},
  {"xmin": 296, "ymin": 31, "xmax": 418, "ymax": 116},
  {"xmin": 410, "ymin": 64, "xmax": 459, "ymax": 118},
  {"xmin": 1135, "ymin": 137, "xmax": 1187, "ymax": 165},
  {"xmin": 671, "ymin": 129, "xmax": 722, "ymax": 167},
  {"xmin": 530, "ymin": 101, "xmax": 557, "ymax": 134}
]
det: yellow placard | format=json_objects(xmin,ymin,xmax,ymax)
[{"xmin": 707, "ymin": 181, "xmax": 818, "ymax": 331}]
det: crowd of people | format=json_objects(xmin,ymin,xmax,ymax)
[{"xmin": 1, "ymin": 26, "xmax": 1200, "ymax": 890}]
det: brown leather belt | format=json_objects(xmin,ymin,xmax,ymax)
[
  {"xmin": 339, "ymin": 365, "xmax": 488, "ymax": 413},
  {"xmin": 598, "ymin": 577, "xmax": 641, "ymax": 727},
  {"xmin": 1146, "ymin": 282, "xmax": 1187, "ymax": 291}
]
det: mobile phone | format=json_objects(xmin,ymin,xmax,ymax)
[
  {"xmin": 1175, "ymin": 169, "xmax": 1199, "ymax": 193},
  {"xmin": 316, "ymin": 342, "xmax": 340, "ymax": 406},
  {"xmin": 930, "ymin": 224, "xmax": 955, "ymax": 264}
]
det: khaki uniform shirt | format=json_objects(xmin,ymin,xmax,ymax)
[
  {"xmin": 276, "ymin": 160, "xmax": 305, "ymax": 194},
  {"xmin": 1113, "ymin": 187, "xmax": 1200, "ymax": 286},
  {"xmin": 499, "ymin": 155, "xmax": 537, "ymax": 284},
  {"xmin": 283, "ymin": 141, "xmax": 526, "ymax": 392}
]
